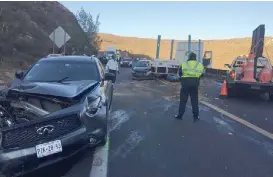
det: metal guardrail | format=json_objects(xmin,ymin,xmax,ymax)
[{"xmin": 205, "ymin": 68, "xmax": 228, "ymax": 81}]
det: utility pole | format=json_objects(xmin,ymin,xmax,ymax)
[
  {"xmin": 156, "ymin": 35, "xmax": 161, "ymax": 59},
  {"xmin": 170, "ymin": 39, "xmax": 174, "ymax": 60},
  {"xmin": 198, "ymin": 39, "xmax": 201, "ymax": 62},
  {"xmin": 188, "ymin": 35, "xmax": 191, "ymax": 60}
]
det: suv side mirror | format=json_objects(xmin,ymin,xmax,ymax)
[
  {"xmin": 15, "ymin": 71, "xmax": 24, "ymax": 80},
  {"xmin": 224, "ymin": 64, "xmax": 231, "ymax": 68},
  {"xmin": 104, "ymin": 72, "xmax": 115, "ymax": 81}
]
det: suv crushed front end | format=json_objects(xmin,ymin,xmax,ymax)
[{"xmin": 0, "ymin": 80, "xmax": 108, "ymax": 176}]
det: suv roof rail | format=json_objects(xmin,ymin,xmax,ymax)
[{"xmin": 47, "ymin": 54, "xmax": 63, "ymax": 57}]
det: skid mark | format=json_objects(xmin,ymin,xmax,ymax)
[
  {"xmin": 186, "ymin": 104, "xmax": 210, "ymax": 112},
  {"xmin": 108, "ymin": 109, "xmax": 135, "ymax": 133},
  {"xmin": 201, "ymin": 100, "xmax": 273, "ymax": 140},
  {"xmin": 163, "ymin": 95, "xmax": 177, "ymax": 101},
  {"xmin": 114, "ymin": 92, "xmax": 134, "ymax": 97},
  {"xmin": 238, "ymin": 134, "xmax": 273, "ymax": 157},
  {"xmin": 149, "ymin": 98, "xmax": 177, "ymax": 113},
  {"xmin": 201, "ymin": 101, "xmax": 273, "ymax": 157},
  {"xmin": 149, "ymin": 98, "xmax": 169, "ymax": 109},
  {"xmin": 213, "ymin": 116, "xmax": 234, "ymax": 133},
  {"xmin": 111, "ymin": 130, "xmax": 144, "ymax": 159},
  {"xmin": 163, "ymin": 102, "xmax": 175, "ymax": 112}
]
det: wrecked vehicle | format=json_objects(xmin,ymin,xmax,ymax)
[
  {"xmin": 120, "ymin": 57, "xmax": 132, "ymax": 67},
  {"xmin": 0, "ymin": 56, "xmax": 115, "ymax": 176},
  {"xmin": 132, "ymin": 60, "xmax": 153, "ymax": 80}
]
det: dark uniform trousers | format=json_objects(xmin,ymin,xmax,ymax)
[
  {"xmin": 178, "ymin": 78, "xmax": 200, "ymax": 118},
  {"xmin": 109, "ymin": 69, "xmax": 117, "ymax": 83}
]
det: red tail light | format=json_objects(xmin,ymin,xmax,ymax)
[{"xmin": 230, "ymin": 71, "xmax": 235, "ymax": 80}]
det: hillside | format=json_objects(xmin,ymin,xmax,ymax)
[
  {"xmin": 99, "ymin": 33, "xmax": 273, "ymax": 70},
  {"xmin": 0, "ymin": 1, "xmax": 87, "ymax": 69}
]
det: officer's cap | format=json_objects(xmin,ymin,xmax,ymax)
[{"xmin": 188, "ymin": 52, "xmax": 197, "ymax": 60}]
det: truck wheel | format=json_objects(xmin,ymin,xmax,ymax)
[
  {"xmin": 269, "ymin": 94, "xmax": 273, "ymax": 101},
  {"xmin": 227, "ymin": 87, "xmax": 237, "ymax": 97}
]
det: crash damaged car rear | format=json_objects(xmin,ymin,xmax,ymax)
[
  {"xmin": 0, "ymin": 56, "xmax": 114, "ymax": 176},
  {"xmin": 132, "ymin": 60, "xmax": 153, "ymax": 80}
]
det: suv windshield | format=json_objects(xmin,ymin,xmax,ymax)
[
  {"xmin": 105, "ymin": 51, "xmax": 115, "ymax": 55},
  {"xmin": 122, "ymin": 58, "xmax": 132, "ymax": 62},
  {"xmin": 135, "ymin": 61, "xmax": 149, "ymax": 67},
  {"xmin": 24, "ymin": 60, "xmax": 100, "ymax": 82}
]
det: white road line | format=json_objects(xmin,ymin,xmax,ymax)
[
  {"xmin": 90, "ymin": 136, "xmax": 109, "ymax": 177},
  {"xmin": 200, "ymin": 101, "xmax": 273, "ymax": 141},
  {"xmin": 158, "ymin": 79, "xmax": 273, "ymax": 140}
]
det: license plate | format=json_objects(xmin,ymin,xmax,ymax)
[
  {"xmin": 36, "ymin": 140, "xmax": 62, "ymax": 158},
  {"xmin": 251, "ymin": 85, "xmax": 260, "ymax": 90}
]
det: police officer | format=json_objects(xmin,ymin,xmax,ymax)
[{"xmin": 175, "ymin": 52, "xmax": 204, "ymax": 121}]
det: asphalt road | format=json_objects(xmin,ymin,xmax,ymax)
[
  {"xmin": 24, "ymin": 68, "xmax": 273, "ymax": 177},
  {"xmin": 108, "ymin": 68, "xmax": 273, "ymax": 177},
  {"xmin": 199, "ymin": 78, "xmax": 273, "ymax": 133}
]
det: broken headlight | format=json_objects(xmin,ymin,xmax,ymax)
[{"xmin": 83, "ymin": 96, "xmax": 102, "ymax": 117}]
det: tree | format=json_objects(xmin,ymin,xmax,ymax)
[{"xmin": 76, "ymin": 7, "xmax": 101, "ymax": 55}]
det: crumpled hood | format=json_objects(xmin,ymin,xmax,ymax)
[
  {"xmin": 9, "ymin": 80, "xmax": 99, "ymax": 98},
  {"xmin": 133, "ymin": 66, "xmax": 150, "ymax": 73}
]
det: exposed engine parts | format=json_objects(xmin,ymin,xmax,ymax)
[
  {"xmin": 0, "ymin": 95, "xmax": 66, "ymax": 128},
  {"xmin": 0, "ymin": 105, "xmax": 15, "ymax": 128},
  {"xmin": 10, "ymin": 101, "xmax": 50, "ymax": 117}
]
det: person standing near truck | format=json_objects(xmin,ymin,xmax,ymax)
[
  {"xmin": 116, "ymin": 51, "xmax": 121, "ymax": 64},
  {"xmin": 106, "ymin": 54, "xmax": 119, "ymax": 83},
  {"xmin": 175, "ymin": 52, "xmax": 204, "ymax": 121}
]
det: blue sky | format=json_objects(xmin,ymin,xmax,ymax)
[{"xmin": 61, "ymin": 1, "xmax": 273, "ymax": 40}]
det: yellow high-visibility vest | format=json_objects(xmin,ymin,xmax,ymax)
[{"xmin": 181, "ymin": 60, "xmax": 204, "ymax": 78}]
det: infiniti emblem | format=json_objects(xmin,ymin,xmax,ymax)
[{"xmin": 36, "ymin": 125, "xmax": 55, "ymax": 135}]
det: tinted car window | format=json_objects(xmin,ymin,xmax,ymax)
[{"xmin": 24, "ymin": 60, "xmax": 100, "ymax": 82}]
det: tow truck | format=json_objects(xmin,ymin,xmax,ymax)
[{"xmin": 224, "ymin": 24, "xmax": 273, "ymax": 100}]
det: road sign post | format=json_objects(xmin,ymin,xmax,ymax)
[
  {"xmin": 64, "ymin": 32, "xmax": 66, "ymax": 54},
  {"xmin": 52, "ymin": 31, "xmax": 55, "ymax": 54}
]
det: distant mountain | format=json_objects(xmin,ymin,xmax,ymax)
[{"xmin": 99, "ymin": 33, "xmax": 273, "ymax": 69}]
